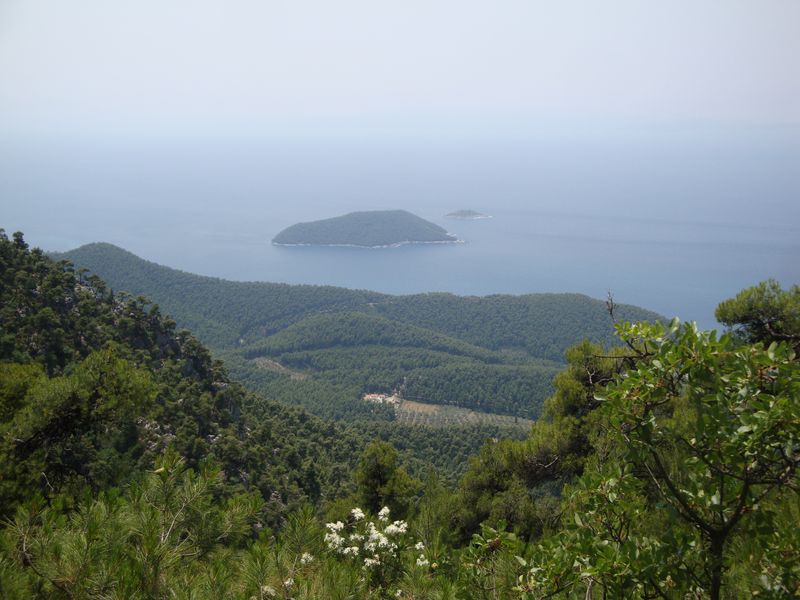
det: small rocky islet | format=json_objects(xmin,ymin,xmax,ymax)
[{"xmin": 444, "ymin": 209, "xmax": 492, "ymax": 220}]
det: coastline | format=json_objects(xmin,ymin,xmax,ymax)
[{"xmin": 273, "ymin": 237, "xmax": 465, "ymax": 249}]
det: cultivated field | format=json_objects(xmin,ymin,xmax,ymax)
[{"xmin": 395, "ymin": 399, "xmax": 534, "ymax": 429}]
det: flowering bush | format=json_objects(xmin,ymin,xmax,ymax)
[{"xmin": 324, "ymin": 506, "xmax": 427, "ymax": 595}]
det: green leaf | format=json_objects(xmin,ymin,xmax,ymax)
[{"xmin": 767, "ymin": 341, "xmax": 778, "ymax": 360}]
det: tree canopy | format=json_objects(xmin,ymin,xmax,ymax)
[
  {"xmin": 716, "ymin": 279, "xmax": 800, "ymax": 351},
  {"xmin": 2, "ymin": 231, "xmax": 797, "ymax": 598}
]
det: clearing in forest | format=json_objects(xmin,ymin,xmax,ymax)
[{"xmin": 395, "ymin": 399, "xmax": 533, "ymax": 429}]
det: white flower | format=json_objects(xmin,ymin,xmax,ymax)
[
  {"xmin": 414, "ymin": 541, "xmax": 425, "ymax": 551},
  {"xmin": 349, "ymin": 532, "xmax": 365, "ymax": 542},
  {"xmin": 351, "ymin": 507, "xmax": 365, "ymax": 521},
  {"xmin": 416, "ymin": 555, "xmax": 430, "ymax": 567},
  {"xmin": 384, "ymin": 520, "xmax": 407, "ymax": 536},
  {"xmin": 326, "ymin": 521, "xmax": 345, "ymax": 532},
  {"xmin": 342, "ymin": 545, "xmax": 360, "ymax": 556},
  {"xmin": 378, "ymin": 506, "xmax": 391, "ymax": 521},
  {"xmin": 283, "ymin": 577, "xmax": 294, "ymax": 588},
  {"xmin": 363, "ymin": 556, "xmax": 381, "ymax": 568},
  {"xmin": 300, "ymin": 552, "xmax": 314, "ymax": 565},
  {"xmin": 260, "ymin": 585, "xmax": 276, "ymax": 597},
  {"xmin": 324, "ymin": 531, "xmax": 344, "ymax": 549}
]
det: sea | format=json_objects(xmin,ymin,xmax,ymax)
[{"xmin": 2, "ymin": 127, "xmax": 798, "ymax": 329}]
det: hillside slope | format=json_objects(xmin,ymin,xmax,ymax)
[
  {"xmin": 53, "ymin": 242, "xmax": 663, "ymax": 419},
  {"xmin": 0, "ymin": 231, "xmax": 360, "ymax": 522},
  {"xmin": 3, "ymin": 231, "xmax": 525, "ymax": 512},
  {"xmin": 53, "ymin": 243, "xmax": 661, "ymax": 357}
]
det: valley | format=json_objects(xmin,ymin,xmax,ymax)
[{"xmin": 52, "ymin": 242, "xmax": 662, "ymax": 424}]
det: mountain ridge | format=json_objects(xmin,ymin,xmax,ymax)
[
  {"xmin": 51, "ymin": 242, "xmax": 664, "ymax": 420},
  {"xmin": 52, "ymin": 241, "xmax": 662, "ymax": 356}
]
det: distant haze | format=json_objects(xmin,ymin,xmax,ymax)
[
  {"xmin": 1, "ymin": 1, "xmax": 798, "ymax": 328},
  {"xmin": 1, "ymin": 1, "xmax": 798, "ymax": 137},
  {"xmin": 2, "ymin": 133, "xmax": 798, "ymax": 329}
]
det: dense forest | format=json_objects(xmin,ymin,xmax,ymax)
[
  {"xmin": 4, "ymin": 230, "xmax": 798, "ymax": 598},
  {"xmin": 52, "ymin": 242, "xmax": 660, "ymax": 422},
  {"xmin": 53, "ymin": 243, "xmax": 660, "ymax": 359},
  {"xmin": 272, "ymin": 210, "xmax": 458, "ymax": 247}
]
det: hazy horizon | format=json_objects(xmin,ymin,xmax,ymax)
[
  {"xmin": 3, "ymin": 129, "xmax": 798, "ymax": 329},
  {"xmin": 1, "ymin": 1, "xmax": 798, "ymax": 328},
  {"xmin": 2, "ymin": 1, "xmax": 799, "ymax": 137}
]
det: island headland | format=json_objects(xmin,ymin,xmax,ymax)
[{"xmin": 272, "ymin": 209, "xmax": 461, "ymax": 248}]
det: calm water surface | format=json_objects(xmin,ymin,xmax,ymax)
[{"xmin": 2, "ymin": 132, "xmax": 798, "ymax": 329}]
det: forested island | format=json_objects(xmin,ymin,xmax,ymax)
[
  {"xmin": 445, "ymin": 209, "xmax": 491, "ymax": 219},
  {"xmin": 3, "ymin": 229, "xmax": 798, "ymax": 598},
  {"xmin": 272, "ymin": 209, "xmax": 460, "ymax": 247}
]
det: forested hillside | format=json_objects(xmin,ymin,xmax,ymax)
[
  {"xmin": 6, "ymin": 229, "xmax": 798, "ymax": 598},
  {"xmin": 0, "ymin": 231, "xmax": 517, "ymax": 516},
  {"xmin": 53, "ymin": 243, "xmax": 660, "ymax": 356},
  {"xmin": 0, "ymin": 230, "xmax": 348, "ymax": 524},
  {"xmin": 54, "ymin": 243, "xmax": 384, "ymax": 347},
  {"xmin": 53, "ymin": 242, "xmax": 660, "ymax": 420}
]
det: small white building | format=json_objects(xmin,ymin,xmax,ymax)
[
  {"xmin": 363, "ymin": 393, "xmax": 400, "ymax": 405},
  {"xmin": 363, "ymin": 393, "xmax": 387, "ymax": 403}
]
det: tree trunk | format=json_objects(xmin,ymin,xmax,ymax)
[{"xmin": 709, "ymin": 534, "xmax": 725, "ymax": 600}]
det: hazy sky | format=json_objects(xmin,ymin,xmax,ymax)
[{"xmin": 1, "ymin": 0, "xmax": 798, "ymax": 138}]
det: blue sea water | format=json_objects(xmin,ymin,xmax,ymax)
[{"xmin": 2, "ymin": 129, "xmax": 798, "ymax": 329}]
